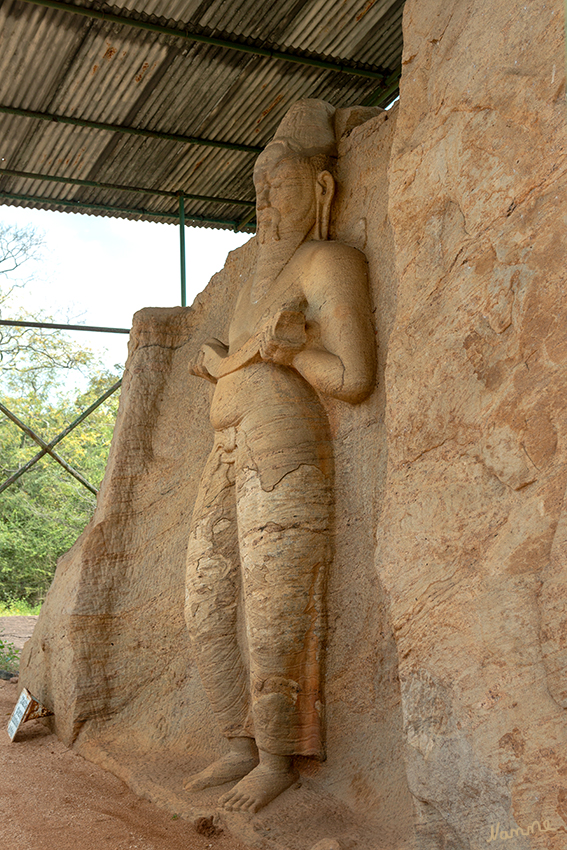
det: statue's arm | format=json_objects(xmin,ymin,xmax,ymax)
[
  {"xmin": 292, "ymin": 246, "xmax": 376, "ymax": 403},
  {"xmin": 190, "ymin": 301, "xmax": 308, "ymax": 381},
  {"xmin": 189, "ymin": 247, "xmax": 376, "ymax": 397},
  {"xmin": 188, "ymin": 338, "xmax": 229, "ymax": 383}
]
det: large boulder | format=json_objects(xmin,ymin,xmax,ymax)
[{"xmin": 19, "ymin": 1, "xmax": 567, "ymax": 847}]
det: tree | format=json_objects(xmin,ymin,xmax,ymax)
[
  {"xmin": 0, "ymin": 222, "xmax": 91, "ymax": 374},
  {"xmin": 0, "ymin": 222, "xmax": 43, "ymax": 280},
  {"xmin": 0, "ymin": 365, "xmax": 120, "ymax": 604},
  {"xmin": 0, "ymin": 221, "xmax": 121, "ymax": 604}
]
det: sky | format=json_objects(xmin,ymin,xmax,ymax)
[{"xmin": 0, "ymin": 205, "xmax": 251, "ymax": 371}]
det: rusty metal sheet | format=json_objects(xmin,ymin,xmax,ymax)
[
  {"xmin": 0, "ymin": 0, "xmax": 404, "ymax": 228},
  {"xmin": 7, "ymin": 687, "xmax": 54, "ymax": 742}
]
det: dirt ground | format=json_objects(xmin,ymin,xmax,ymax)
[
  {"xmin": 0, "ymin": 618, "xmax": 248, "ymax": 850},
  {"xmin": 0, "ymin": 615, "xmax": 39, "ymax": 652}
]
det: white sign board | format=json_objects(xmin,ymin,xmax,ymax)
[{"xmin": 7, "ymin": 688, "xmax": 53, "ymax": 741}]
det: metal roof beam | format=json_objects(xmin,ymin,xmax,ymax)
[
  {"xmin": 235, "ymin": 209, "xmax": 258, "ymax": 232},
  {"xmin": 362, "ymin": 71, "xmax": 401, "ymax": 107},
  {"xmin": 0, "ymin": 320, "xmax": 130, "ymax": 334},
  {"xmin": 0, "ymin": 167, "xmax": 256, "ymax": 208},
  {"xmin": 19, "ymin": 0, "xmax": 391, "ymax": 81},
  {"xmin": 0, "ymin": 105, "xmax": 262, "ymax": 155},
  {"xmin": 0, "ymin": 189, "xmax": 256, "ymax": 231}
]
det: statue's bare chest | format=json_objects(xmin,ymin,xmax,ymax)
[{"xmin": 228, "ymin": 261, "xmax": 305, "ymax": 354}]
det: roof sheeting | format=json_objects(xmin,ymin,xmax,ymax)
[{"xmin": 0, "ymin": 0, "xmax": 405, "ymax": 230}]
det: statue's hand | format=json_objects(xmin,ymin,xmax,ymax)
[
  {"xmin": 189, "ymin": 338, "xmax": 229, "ymax": 382},
  {"xmin": 259, "ymin": 308, "xmax": 307, "ymax": 367}
]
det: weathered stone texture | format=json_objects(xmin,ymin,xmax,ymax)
[
  {"xmin": 20, "ymin": 107, "xmax": 412, "ymax": 848},
  {"xmin": 381, "ymin": 0, "xmax": 567, "ymax": 846},
  {"xmin": 18, "ymin": 0, "xmax": 567, "ymax": 847}
]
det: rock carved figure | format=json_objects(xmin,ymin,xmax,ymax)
[{"xmin": 184, "ymin": 99, "xmax": 376, "ymax": 813}]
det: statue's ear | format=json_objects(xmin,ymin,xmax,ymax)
[{"xmin": 315, "ymin": 171, "xmax": 335, "ymax": 240}]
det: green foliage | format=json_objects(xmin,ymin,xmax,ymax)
[
  {"xmin": 0, "ymin": 222, "xmax": 122, "ymax": 606},
  {"xmin": 0, "ymin": 635, "xmax": 20, "ymax": 673},
  {"xmin": 0, "ymin": 367, "xmax": 120, "ymax": 604},
  {"xmin": 0, "ymin": 599, "xmax": 41, "ymax": 615}
]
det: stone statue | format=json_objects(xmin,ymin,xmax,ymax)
[{"xmin": 184, "ymin": 99, "xmax": 376, "ymax": 813}]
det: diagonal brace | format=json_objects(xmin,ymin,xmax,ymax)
[
  {"xmin": 0, "ymin": 402, "xmax": 98, "ymax": 495},
  {"xmin": 0, "ymin": 379, "xmax": 122, "ymax": 495}
]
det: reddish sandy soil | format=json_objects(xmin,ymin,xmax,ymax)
[
  {"xmin": 0, "ymin": 618, "xmax": 247, "ymax": 850},
  {"xmin": 0, "ymin": 615, "xmax": 39, "ymax": 653}
]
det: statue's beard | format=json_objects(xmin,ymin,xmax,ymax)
[
  {"xmin": 256, "ymin": 202, "xmax": 315, "ymax": 248},
  {"xmin": 253, "ymin": 214, "xmax": 313, "ymax": 299},
  {"xmin": 257, "ymin": 207, "xmax": 281, "ymax": 244}
]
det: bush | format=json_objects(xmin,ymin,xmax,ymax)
[
  {"xmin": 0, "ymin": 371, "xmax": 120, "ymax": 604},
  {"xmin": 0, "ymin": 635, "xmax": 20, "ymax": 674}
]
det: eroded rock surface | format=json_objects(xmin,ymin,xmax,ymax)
[
  {"xmin": 381, "ymin": 0, "xmax": 567, "ymax": 846},
  {"xmin": 18, "ymin": 0, "xmax": 567, "ymax": 847},
  {"xmin": 20, "ymin": 105, "xmax": 410, "ymax": 849}
]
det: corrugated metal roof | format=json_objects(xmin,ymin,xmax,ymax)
[{"xmin": 0, "ymin": 0, "xmax": 405, "ymax": 230}]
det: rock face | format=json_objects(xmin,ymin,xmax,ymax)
[
  {"xmin": 382, "ymin": 0, "xmax": 567, "ymax": 846},
  {"xmin": 19, "ymin": 0, "xmax": 567, "ymax": 848},
  {"xmin": 20, "ymin": 105, "xmax": 412, "ymax": 848}
]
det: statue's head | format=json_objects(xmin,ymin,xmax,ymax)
[{"xmin": 254, "ymin": 100, "xmax": 337, "ymax": 245}]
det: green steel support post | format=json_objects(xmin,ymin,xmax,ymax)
[{"xmin": 179, "ymin": 195, "xmax": 187, "ymax": 307}]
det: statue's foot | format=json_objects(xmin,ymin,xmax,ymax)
[
  {"xmin": 184, "ymin": 751, "xmax": 259, "ymax": 792},
  {"xmin": 218, "ymin": 762, "xmax": 299, "ymax": 813}
]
